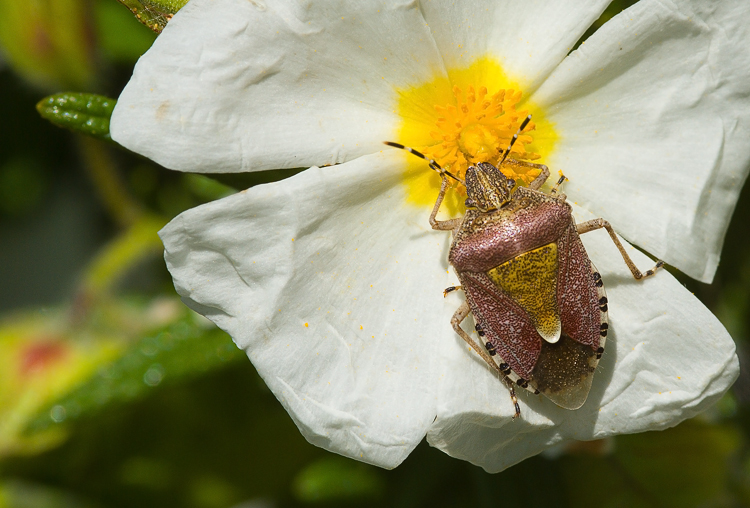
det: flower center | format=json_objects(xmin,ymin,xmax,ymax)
[
  {"xmin": 396, "ymin": 57, "xmax": 558, "ymax": 214},
  {"xmin": 418, "ymin": 85, "xmax": 541, "ymax": 185}
]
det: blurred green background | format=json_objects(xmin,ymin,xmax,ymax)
[{"xmin": 0, "ymin": 1, "xmax": 748, "ymax": 507}]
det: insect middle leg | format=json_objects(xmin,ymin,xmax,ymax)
[
  {"xmin": 549, "ymin": 174, "xmax": 567, "ymax": 197},
  {"xmin": 451, "ymin": 301, "xmax": 521, "ymax": 418},
  {"xmin": 577, "ymin": 219, "xmax": 664, "ymax": 279},
  {"xmin": 501, "ymin": 159, "xmax": 549, "ymax": 191}
]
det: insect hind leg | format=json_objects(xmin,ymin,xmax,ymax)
[
  {"xmin": 443, "ymin": 285, "xmax": 463, "ymax": 297},
  {"xmin": 451, "ymin": 301, "xmax": 521, "ymax": 418},
  {"xmin": 577, "ymin": 218, "xmax": 664, "ymax": 279}
]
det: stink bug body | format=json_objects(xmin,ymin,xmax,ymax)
[{"xmin": 385, "ymin": 116, "xmax": 662, "ymax": 418}]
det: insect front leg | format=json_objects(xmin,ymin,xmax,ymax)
[
  {"xmin": 430, "ymin": 176, "xmax": 462, "ymax": 231},
  {"xmin": 451, "ymin": 301, "xmax": 521, "ymax": 418},
  {"xmin": 577, "ymin": 219, "xmax": 664, "ymax": 279},
  {"xmin": 526, "ymin": 162, "xmax": 550, "ymax": 191}
]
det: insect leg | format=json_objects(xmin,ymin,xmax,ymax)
[
  {"xmin": 549, "ymin": 173, "xmax": 567, "ymax": 197},
  {"xmin": 500, "ymin": 159, "xmax": 550, "ymax": 191},
  {"xmin": 429, "ymin": 175, "xmax": 462, "ymax": 231},
  {"xmin": 577, "ymin": 219, "xmax": 664, "ymax": 279},
  {"xmin": 451, "ymin": 301, "xmax": 521, "ymax": 418},
  {"xmin": 527, "ymin": 163, "xmax": 550, "ymax": 191},
  {"xmin": 443, "ymin": 285, "xmax": 463, "ymax": 297},
  {"xmin": 501, "ymin": 377, "xmax": 521, "ymax": 420}
]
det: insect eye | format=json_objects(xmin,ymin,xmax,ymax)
[{"xmin": 465, "ymin": 198, "xmax": 476, "ymax": 208}]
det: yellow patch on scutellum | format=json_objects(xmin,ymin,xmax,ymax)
[
  {"xmin": 489, "ymin": 243, "xmax": 561, "ymax": 343},
  {"xmin": 397, "ymin": 57, "xmax": 558, "ymax": 216}
]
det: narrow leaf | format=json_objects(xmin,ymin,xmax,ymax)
[
  {"xmin": 36, "ymin": 93, "xmax": 116, "ymax": 141},
  {"xmin": 25, "ymin": 311, "xmax": 245, "ymax": 435},
  {"xmin": 115, "ymin": 0, "xmax": 189, "ymax": 33}
]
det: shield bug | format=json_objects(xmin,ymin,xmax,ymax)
[{"xmin": 384, "ymin": 116, "xmax": 663, "ymax": 418}]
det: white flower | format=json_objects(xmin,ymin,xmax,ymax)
[{"xmin": 110, "ymin": 0, "xmax": 748, "ymax": 471}]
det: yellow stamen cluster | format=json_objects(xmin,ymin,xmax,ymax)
[{"xmin": 418, "ymin": 85, "xmax": 541, "ymax": 185}]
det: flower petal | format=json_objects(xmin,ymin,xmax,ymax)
[
  {"xmin": 426, "ymin": 205, "xmax": 738, "ymax": 473},
  {"xmin": 533, "ymin": 0, "xmax": 750, "ymax": 282},
  {"xmin": 419, "ymin": 0, "xmax": 610, "ymax": 92},
  {"xmin": 159, "ymin": 151, "xmax": 459, "ymax": 468},
  {"xmin": 111, "ymin": 0, "xmax": 445, "ymax": 173}
]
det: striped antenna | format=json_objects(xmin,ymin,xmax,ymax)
[
  {"xmin": 498, "ymin": 114, "xmax": 532, "ymax": 165},
  {"xmin": 383, "ymin": 142, "xmax": 463, "ymax": 184}
]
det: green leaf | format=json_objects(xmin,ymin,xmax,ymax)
[
  {"xmin": 116, "ymin": 0, "xmax": 189, "ymax": 33},
  {"xmin": 0, "ymin": 308, "xmax": 123, "ymax": 458},
  {"xmin": 36, "ymin": 93, "xmax": 116, "ymax": 141},
  {"xmin": 25, "ymin": 310, "xmax": 245, "ymax": 435}
]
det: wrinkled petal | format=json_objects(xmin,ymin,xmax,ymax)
[
  {"xmin": 160, "ymin": 151, "xmax": 458, "ymax": 468},
  {"xmin": 111, "ymin": 0, "xmax": 444, "ymax": 173},
  {"xmin": 160, "ymin": 150, "xmax": 738, "ymax": 470},
  {"xmin": 427, "ymin": 205, "xmax": 738, "ymax": 472},
  {"xmin": 534, "ymin": 0, "xmax": 750, "ymax": 282},
  {"xmin": 127, "ymin": 0, "xmax": 745, "ymax": 472},
  {"xmin": 420, "ymin": 0, "xmax": 610, "ymax": 93},
  {"xmin": 113, "ymin": 0, "xmax": 613, "ymax": 174}
]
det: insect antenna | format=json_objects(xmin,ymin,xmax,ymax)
[
  {"xmin": 383, "ymin": 142, "xmax": 464, "ymax": 184},
  {"xmin": 498, "ymin": 114, "xmax": 532, "ymax": 165}
]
